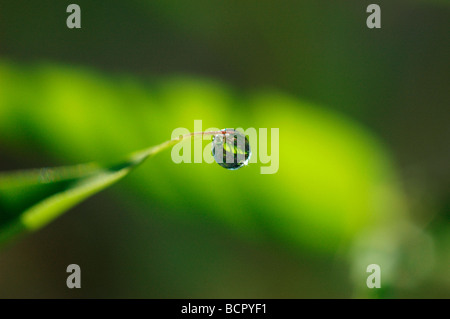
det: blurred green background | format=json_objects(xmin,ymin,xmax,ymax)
[{"xmin": 0, "ymin": 0, "xmax": 448, "ymax": 298}]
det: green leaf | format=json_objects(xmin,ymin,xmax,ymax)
[
  {"xmin": 0, "ymin": 60, "xmax": 405, "ymax": 253},
  {"xmin": 0, "ymin": 139, "xmax": 179, "ymax": 245}
]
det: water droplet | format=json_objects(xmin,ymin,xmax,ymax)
[{"xmin": 211, "ymin": 129, "xmax": 251, "ymax": 170}]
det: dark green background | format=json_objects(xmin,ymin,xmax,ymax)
[{"xmin": 0, "ymin": 0, "xmax": 448, "ymax": 298}]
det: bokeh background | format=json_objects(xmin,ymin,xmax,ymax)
[{"xmin": 0, "ymin": 0, "xmax": 448, "ymax": 298}]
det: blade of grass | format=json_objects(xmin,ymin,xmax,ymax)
[{"xmin": 0, "ymin": 131, "xmax": 221, "ymax": 245}]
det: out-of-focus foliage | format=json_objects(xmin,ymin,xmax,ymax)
[
  {"xmin": 0, "ymin": 0, "xmax": 448, "ymax": 299},
  {"xmin": 0, "ymin": 60, "xmax": 404, "ymax": 253}
]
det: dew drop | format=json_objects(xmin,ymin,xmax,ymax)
[{"xmin": 211, "ymin": 129, "xmax": 251, "ymax": 170}]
